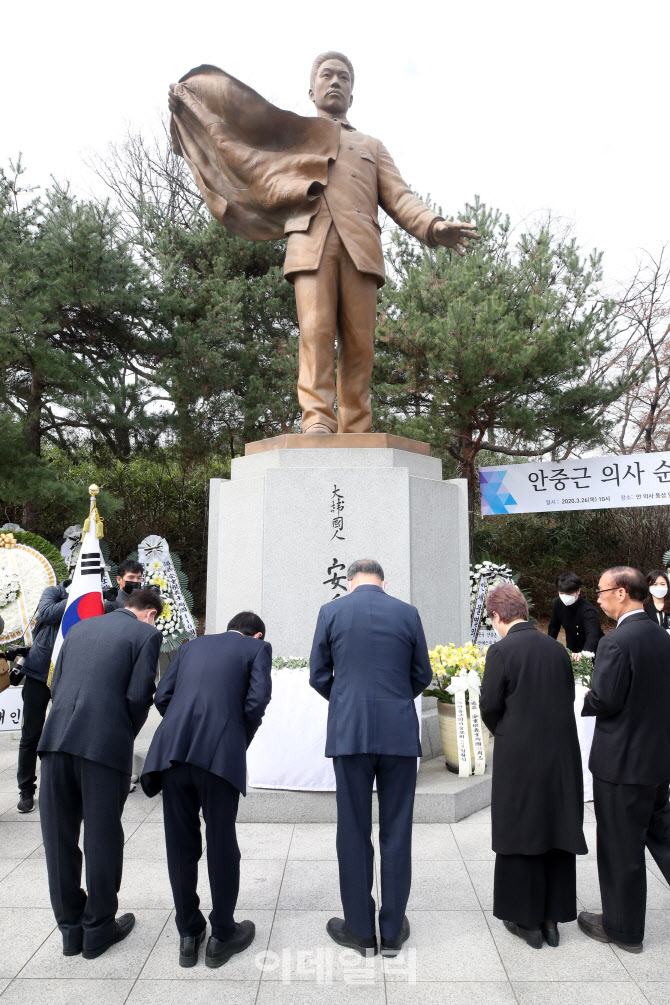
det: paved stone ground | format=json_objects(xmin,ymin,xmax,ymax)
[{"xmin": 0, "ymin": 736, "xmax": 669, "ymax": 1004}]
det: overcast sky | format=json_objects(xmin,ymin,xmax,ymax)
[{"xmin": 4, "ymin": 0, "xmax": 667, "ymax": 290}]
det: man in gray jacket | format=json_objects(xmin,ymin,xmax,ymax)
[{"xmin": 38, "ymin": 589, "xmax": 162, "ymax": 959}]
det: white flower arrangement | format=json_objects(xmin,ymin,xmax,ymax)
[
  {"xmin": 0, "ymin": 567, "xmax": 20, "ymax": 609},
  {"xmin": 272, "ymin": 656, "xmax": 309, "ymax": 670},
  {"xmin": 470, "ymin": 561, "xmax": 514, "ymax": 630},
  {"xmin": 0, "ymin": 545, "xmax": 55, "ymax": 642}
]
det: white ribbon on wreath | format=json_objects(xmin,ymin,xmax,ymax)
[{"xmin": 447, "ymin": 669, "xmax": 487, "ymax": 778}]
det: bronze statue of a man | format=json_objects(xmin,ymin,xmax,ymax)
[{"xmin": 169, "ymin": 52, "xmax": 479, "ymax": 435}]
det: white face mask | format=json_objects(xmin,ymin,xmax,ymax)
[
  {"xmin": 650, "ymin": 585, "xmax": 668, "ymax": 599},
  {"xmin": 559, "ymin": 593, "xmax": 578, "ymax": 607}
]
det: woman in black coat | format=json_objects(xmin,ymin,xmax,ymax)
[
  {"xmin": 480, "ymin": 584, "xmax": 587, "ymax": 949},
  {"xmin": 644, "ymin": 570, "xmax": 670, "ymax": 630}
]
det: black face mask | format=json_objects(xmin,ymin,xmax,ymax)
[{"xmin": 122, "ymin": 579, "xmax": 141, "ymax": 594}]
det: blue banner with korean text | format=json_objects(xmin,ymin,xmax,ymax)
[{"xmin": 479, "ymin": 452, "xmax": 670, "ymax": 515}]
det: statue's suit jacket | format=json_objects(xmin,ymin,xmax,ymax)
[
  {"xmin": 141, "ymin": 632, "xmax": 272, "ymax": 797},
  {"xmin": 169, "ymin": 68, "xmax": 442, "ymax": 288},
  {"xmin": 284, "ymin": 123, "xmax": 441, "ymax": 288},
  {"xmin": 309, "ymin": 584, "xmax": 433, "ymax": 757}
]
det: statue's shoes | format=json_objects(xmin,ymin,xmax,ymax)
[{"xmin": 303, "ymin": 423, "xmax": 334, "ymax": 434}]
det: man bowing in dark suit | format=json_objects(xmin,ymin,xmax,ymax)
[
  {"xmin": 38, "ymin": 589, "xmax": 163, "ymax": 958},
  {"xmin": 141, "ymin": 611, "xmax": 272, "ymax": 968},
  {"xmin": 579, "ymin": 566, "xmax": 670, "ymax": 953},
  {"xmin": 310, "ymin": 558, "xmax": 433, "ymax": 957}
]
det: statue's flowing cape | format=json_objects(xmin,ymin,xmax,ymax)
[{"xmin": 170, "ymin": 65, "xmax": 340, "ymax": 240}]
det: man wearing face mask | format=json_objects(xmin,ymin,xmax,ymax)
[
  {"xmin": 547, "ymin": 572, "xmax": 603, "ymax": 656},
  {"xmin": 104, "ymin": 559, "xmax": 143, "ymax": 612},
  {"xmin": 38, "ymin": 589, "xmax": 163, "ymax": 959}
]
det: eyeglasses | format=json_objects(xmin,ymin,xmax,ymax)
[{"xmin": 595, "ymin": 586, "xmax": 622, "ymax": 598}]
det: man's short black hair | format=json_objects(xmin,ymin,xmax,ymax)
[
  {"xmin": 347, "ymin": 558, "xmax": 384, "ymax": 581},
  {"xmin": 118, "ymin": 559, "xmax": 143, "ymax": 579},
  {"xmin": 607, "ymin": 566, "xmax": 649, "ymax": 602},
  {"xmin": 227, "ymin": 611, "xmax": 266, "ymax": 638},
  {"xmin": 556, "ymin": 571, "xmax": 581, "ymax": 593},
  {"xmin": 125, "ymin": 588, "xmax": 164, "ymax": 616}
]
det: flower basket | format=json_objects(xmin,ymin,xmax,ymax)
[
  {"xmin": 423, "ymin": 643, "xmax": 490, "ymax": 776},
  {"xmin": 437, "ymin": 702, "xmax": 490, "ymax": 774}
]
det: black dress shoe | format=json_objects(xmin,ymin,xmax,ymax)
[
  {"xmin": 503, "ymin": 920, "xmax": 543, "ymax": 949},
  {"xmin": 179, "ymin": 929, "xmax": 206, "ymax": 967},
  {"xmin": 381, "ymin": 916, "xmax": 410, "ymax": 957},
  {"xmin": 542, "ymin": 920, "xmax": 559, "ymax": 947},
  {"xmin": 82, "ymin": 913, "xmax": 135, "ymax": 959},
  {"xmin": 62, "ymin": 936, "xmax": 83, "ymax": 956},
  {"xmin": 578, "ymin": 911, "xmax": 643, "ymax": 953},
  {"xmin": 205, "ymin": 921, "xmax": 255, "ymax": 968},
  {"xmin": 326, "ymin": 917, "xmax": 378, "ymax": 957}
]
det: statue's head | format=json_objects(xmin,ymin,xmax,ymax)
[{"xmin": 309, "ymin": 51, "xmax": 354, "ymax": 118}]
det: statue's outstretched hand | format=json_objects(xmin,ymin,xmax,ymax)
[
  {"xmin": 433, "ymin": 220, "xmax": 481, "ymax": 256},
  {"xmin": 168, "ymin": 85, "xmax": 180, "ymax": 115}
]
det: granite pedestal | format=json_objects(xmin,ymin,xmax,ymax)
[{"xmin": 206, "ymin": 437, "xmax": 470, "ymax": 655}]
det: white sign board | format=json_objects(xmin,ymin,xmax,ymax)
[
  {"xmin": 480, "ymin": 451, "xmax": 670, "ymax": 516},
  {"xmin": 0, "ymin": 686, "xmax": 24, "ymax": 732}
]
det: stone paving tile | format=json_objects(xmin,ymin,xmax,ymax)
[
  {"xmin": 0, "ymin": 821, "xmax": 44, "ymax": 858},
  {"xmin": 0, "ymin": 909, "xmax": 57, "ymax": 979},
  {"xmin": 237, "ymin": 859, "xmax": 285, "ymax": 912},
  {"xmin": 262, "ymin": 910, "xmax": 386, "ymax": 983},
  {"xmin": 485, "ymin": 913, "xmax": 630, "ymax": 983},
  {"xmin": 610, "ymin": 911, "xmax": 670, "ymax": 981},
  {"xmin": 0, "ymin": 979, "xmax": 10, "ymax": 995},
  {"xmin": 18, "ymin": 909, "xmax": 170, "ymax": 980},
  {"xmin": 289, "ymin": 823, "xmax": 337, "ymax": 860},
  {"xmin": 0, "ymin": 793, "xmax": 21, "ymax": 817},
  {"xmin": 0, "ymin": 978, "xmax": 134, "ymax": 1003},
  {"xmin": 638, "ymin": 983, "xmax": 670, "ymax": 1004},
  {"xmin": 278, "ymin": 859, "xmax": 342, "ymax": 911},
  {"xmin": 237, "ymin": 823, "xmax": 294, "ymax": 860},
  {"xmin": 256, "ymin": 984, "xmax": 386, "ymax": 1003},
  {"xmin": 385, "ymin": 983, "xmax": 516, "ymax": 1004},
  {"xmin": 451, "ymin": 821, "xmax": 495, "ymax": 860},
  {"xmin": 646, "ymin": 857, "xmax": 670, "ymax": 889},
  {"xmin": 139, "ymin": 909, "xmax": 274, "ymax": 982},
  {"xmin": 383, "ymin": 910, "xmax": 506, "ymax": 982},
  {"xmin": 0, "ymin": 860, "xmax": 51, "ymax": 908},
  {"xmin": 128, "ymin": 981, "xmax": 260, "ymax": 1004},
  {"xmin": 122, "ymin": 822, "xmax": 169, "ymax": 860},
  {"xmin": 463, "ymin": 859, "xmax": 495, "ymax": 910},
  {"xmin": 409, "ymin": 823, "xmax": 461, "ymax": 860},
  {"xmin": 406, "ymin": 859, "xmax": 480, "ymax": 911},
  {"xmin": 512, "ymin": 982, "xmax": 647, "ymax": 1004}
]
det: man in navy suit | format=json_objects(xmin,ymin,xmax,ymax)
[
  {"xmin": 38, "ymin": 589, "xmax": 163, "ymax": 959},
  {"xmin": 310, "ymin": 558, "xmax": 432, "ymax": 957},
  {"xmin": 141, "ymin": 611, "xmax": 272, "ymax": 968}
]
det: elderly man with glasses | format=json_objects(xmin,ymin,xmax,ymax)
[{"xmin": 579, "ymin": 566, "xmax": 670, "ymax": 954}]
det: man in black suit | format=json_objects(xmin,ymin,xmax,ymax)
[
  {"xmin": 38, "ymin": 589, "xmax": 162, "ymax": 958},
  {"xmin": 309, "ymin": 558, "xmax": 433, "ymax": 958},
  {"xmin": 579, "ymin": 566, "xmax": 670, "ymax": 953},
  {"xmin": 547, "ymin": 571, "xmax": 603, "ymax": 655},
  {"xmin": 141, "ymin": 611, "xmax": 272, "ymax": 968}
]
